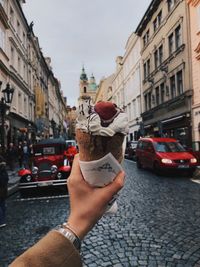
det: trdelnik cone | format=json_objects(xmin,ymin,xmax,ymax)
[{"xmin": 75, "ymin": 96, "xmax": 129, "ymax": 163}]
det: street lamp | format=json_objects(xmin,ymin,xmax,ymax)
[{"xmin": 0, "ymin": 82, "xmax": 14, "ymax": 154}]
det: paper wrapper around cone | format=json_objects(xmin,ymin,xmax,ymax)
[{"xmin": 75, "ymin": 129, "xmax": 125, "ymax": 163}]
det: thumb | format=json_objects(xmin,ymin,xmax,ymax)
[{"xmin": 100, "ymin": 171, "xmax": 125, "ymax": 202}]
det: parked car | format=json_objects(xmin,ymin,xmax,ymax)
[
  {"xmin": 125, "ymin": 141, "xmax": 138, "ymax": 161},
  {"xmin": 136, "ymin": 137, "xmax": 198, "ymax": 175},
  {"xmin": 65, "ymin": 139, "xmax": 78, "ymax": 165},
  {"xmin": 18, "ymin": 138, "xmax": 71, "ymax": 197}
]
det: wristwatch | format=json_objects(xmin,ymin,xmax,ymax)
[{"xmin": 55, "ymin": 225, "xmax": 81, "ymax": 250}]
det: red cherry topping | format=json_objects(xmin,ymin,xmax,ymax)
[{"xmin": 94, "ymin": 102, "xmax": 118, "ymax": 121}]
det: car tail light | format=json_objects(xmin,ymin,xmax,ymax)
[
  {"xmin": 161, "ymin": 159, "xmax": 173, "ymax": 164},
  {"xmin": 190, "ymin": 158, "xmax": 197, "ymax": 163}
]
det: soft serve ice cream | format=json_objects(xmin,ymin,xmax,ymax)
[{"xmin": 76, "ymin": 96, "xmax": 128, "ymax": 162}]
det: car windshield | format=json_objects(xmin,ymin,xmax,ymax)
[
  {"xmin": 154, "ymin": 142, "xmax": 186, "ymax": 152},
  {"xmin": 66, "ymin": 141, "xmax": 76, "ymax": 147}
]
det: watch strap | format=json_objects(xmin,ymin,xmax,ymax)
[{"xmin": 54, "ymin": 225, "xmax": 81, "ymax": 250}]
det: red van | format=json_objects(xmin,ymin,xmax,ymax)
[{"xmin": 136, "ymin": 137, "xmax": 198, "ymax": 175}]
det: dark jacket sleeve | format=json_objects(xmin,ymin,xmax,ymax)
[{"xmin": 9, "ymin": 231, "xmax": 82, "ymax": 267}]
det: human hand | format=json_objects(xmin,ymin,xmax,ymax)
[{"xmin": 66, "ymin": 154, "xmax": 125, "ymax": 239}]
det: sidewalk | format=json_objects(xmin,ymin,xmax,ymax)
[{"xmin": 7, "ymin": 169, "xmax": 20, "ymax": 196}]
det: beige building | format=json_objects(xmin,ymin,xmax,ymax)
[
  {"xmin": 95, "ymin": 74, "xmax": 114, "ymax": 103},
  {"xmin": 187, "ymin": 0, "xmax": 200, "ymax": 143},
  {"xmin": 136, "ymin": 0, "xmax": 193, "ymax": 146},
  {"xmin": 0, "ymin": 0, "xmax": 68, "ymax": 144},
  {"xmin": 112, "ymin": 56, "xmax": 125, "ymax": 109},
  {"xmin": 122, "ymin": 33, "xmax": 142, "ymax": 141}
]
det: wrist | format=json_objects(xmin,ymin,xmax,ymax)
[{"xmin": 66, "ymin": 217, "xmax": 91, "ymax": 240}]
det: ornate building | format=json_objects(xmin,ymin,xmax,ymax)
[
  {"xmin": 136, "ymin": 0, "xmax": 193, "ymax": 147},
  {"xmin": 79, "ymin": 67, "xmax": 98, "ymax": 103},
  {"xmin": 187, "ymin": 0, "xmax": 200, "ymax": 143}
]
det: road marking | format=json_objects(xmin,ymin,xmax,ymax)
[{"xmin": 14, "ymin": 194, "xmax": 69, "ymax": 202}]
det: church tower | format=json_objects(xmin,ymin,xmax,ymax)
[
  {"xmin": 79, "ymin": 66, "xmax": 89, "ymax": 97},
  {"xmin": 79, "ymin": 67, "xmax": 98, "ymax": 103}
]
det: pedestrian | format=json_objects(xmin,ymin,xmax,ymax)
[
  {"xmin": 10, "ymin": 155, "xmax": 125, "ymax": 266},
  {"xmin": 6, "ymin": 143, "xmax": 16, "ymax": 172},
  {"xmin": 0, "ymin": 155, "xmax": 9, "ymax": 228},
  {"xmin": 17, "ymin": 141, "xmax": 23, "ymax": 169},
  {"xmin": 22, "ymin": 141, "xmax": 30, "ymax": 169},
  {"xmin": 28, "ymin": 143, "xmax": 34, "ymax": 169}
]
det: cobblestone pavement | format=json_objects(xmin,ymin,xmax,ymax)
[{"xmin": 1, "ymin": 160, "xmax": 200, "ymax": 266}]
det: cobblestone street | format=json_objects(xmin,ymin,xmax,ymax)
[{"xmin": 1, "ymin": 160, "xmax": 200, "ymax": 266}]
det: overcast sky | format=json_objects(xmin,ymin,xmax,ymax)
[{"xmin": 23, "ymin": 0, "xmax": 151, "ymax": 106}]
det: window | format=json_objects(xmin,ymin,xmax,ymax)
[
  {"xmin": 153, "ymin": 11, "xmax": 162, "ymax": 32},
  {"xmin": 154, "ymin": 50, "xmax": 159, "ymax": 69},
  {"xmin": 143, "ymin": 30, "xmax": 150, "ymax": 47},
  {"xmin": 160, "ymin": 83, "xmax": 165, "ymax": 103},
  {"xmin": 168, "ymin": 33, "xmax": 174, "ymax": 55},
  {"xmin": 148, "ymin": 92, "xmax": 152, "ymax": 110},
  {"xmin": 18, "ymin": 56, "xmax": 21, "ymax": 75},
  {"xmin": 144, "ymin": 94, "xmax": 148, "ymax": 111},
  {"xmin": 18, "ymin": 93, "xmax": 22, "ymax": 113},
  {"xmin": 155, "ymin": 86, "xmax": 160, "ymax": 106},
  {"xmin": 168, "ymin": 0, "xmax": 175, "ymax": 12},
  {"xmin": 24, "ymin": 97, "xmax": 27, "ymax": 115},
  {"xmin": 17, "ymin": 20, "xmax": 20, "ymax": 37},
  {"xmin": 10, "ymin": 46, "xmax": 15, "ymax": 65},
  {"xmin": 83, "ymin": 86, "xmax": 86, "ymax": 93},
  {"xmin": 159, "ymin": 45, "xmax": 163, "ymax": 65},
  {"xmin": 177, "ymin": 70, "xmax": 183, "ymax": 95},
  {"xmin": 175, "ymin": 25, "xmax": 181, "ymax": 49},
  {"xmin": 147, "ymin": 59, "xmax": 150, "ymax": 76},
  {"xmin": 154, "ymin": 45, "xmax": 163, "ymax": 69},
  {"xmin": 23, "ymin": 32, "xmax": 26, "ymax": 47},
  {"xmin": 0, "ymin": 27, "xmax": 5, "ymax": 51},
  {"xmin": 144, "ymin": 62, "xmax": 147, "ymax": 79},
  {"xmin": 10, "ymin": 7, "xmax": 14, "ymax": 25},
  {"xmin": 170, "ymin": 75, "xmax": 176, "ymax": 98}
]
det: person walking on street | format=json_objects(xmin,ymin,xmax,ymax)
[
  {"xmin": 0, "ymin": 156, "xmax": 9, "ymax": 228},
  {"xmin": 6, "ymin": 143, "xmax": 16, "ymax": 172},
  {"xmin": 17, "ymin": 141, "xmax": 23, "ymax": 169},
  {"xmin": 22, "ymin": 141, "xmax": 30, "ymax": 169}
]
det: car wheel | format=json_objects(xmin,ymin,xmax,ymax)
[
  {"xmin": 137, "ymin": 158, "xmax": 142, "ymax": 169},
  {"xmin": 154, "ymin": 162, "xmax": 161, "ymax": 175}
]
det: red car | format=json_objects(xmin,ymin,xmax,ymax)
[
  {"xmin": 18, "ymin": 138, "xmax": 71, "ymax": 197},
  {"xmin": 136, "ymin": 137, "xmax": 198, "ymax": 176}
]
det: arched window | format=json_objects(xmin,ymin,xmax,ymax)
[{"xmin": 84, "ymin": 87, "xmax": 87, "ymax": 93}]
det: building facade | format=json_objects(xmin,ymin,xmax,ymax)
[
  {"xmin": 187, "ymin": 0, "xmax": 200, "ymax": 143},
  {"xmin": 123, "ymin": 33, "xmax": 142, "ymax": 141},
  {"xmin": 0, "ymin": 0, "xmax": 68, "ymax": 147},
  {"xmin": 136, "ymin": 0, "xmax": 193, "ymax": 146},
  {"xmin": 95, "ymin": 74, "xmax": 114, "ymax": 103}
]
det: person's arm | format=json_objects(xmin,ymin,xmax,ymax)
[{"xmin": 10, "ymin": 155, "xmax": 125, "ymax": 267}]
